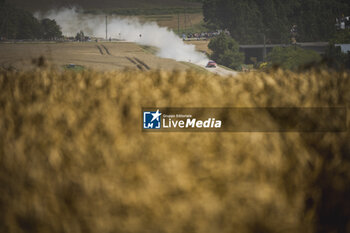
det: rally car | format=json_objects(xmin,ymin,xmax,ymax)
[{"xmin": 206, "ymin": 60, "xmax": 217, "ymax": 68}]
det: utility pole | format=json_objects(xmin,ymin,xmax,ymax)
[
  {"xmin": 184, "ymin": 9, "xmax": 187, "ymax": 33},
  {"xmin": 177, "ymin": 13, "xmax": 180, "ymax": 35},
  {"xmin": 105, "ymin": 15, "xmax": 108, "ymax": 40}
]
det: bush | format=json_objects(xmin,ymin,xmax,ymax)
[
  {"xmin": 266, "ymin": 46, "xmax": 322, "ymax": 70},
  {"xmin": 330, "ymin": 29, "xmax": 350, "ymax": 44},
  {"xmin": 323, "ymin": 44, "xmax": 350, "ymax": 70},
  {"xmin": 208, "ymin": 34, "xmax": 244, "ymax": 70}
]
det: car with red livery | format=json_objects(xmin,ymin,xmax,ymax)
[{"xmin": 206, "ymin": 60, "xmax": 217, "ymax": 68}]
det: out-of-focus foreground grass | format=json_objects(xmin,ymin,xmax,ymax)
[{"xmin": 0, "ymin": 69, "xmax": 350, "ymax": 233}]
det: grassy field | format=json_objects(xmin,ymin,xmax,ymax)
[
  {"xmin": 9, "ymin": 0, "xmax": 205, "ymax": 35},
  {"xmin": 0, "ymin": 42, "xmax": 194, "ymax": 72},
  {"xmin": 86, "ymin": 7, "xmax": 203, "ymax": 16},
  {"xmin": 0, "ymin": 68, "xmax": 350, "ymax": 232},
  {"xmin": 109, "ymin": 13, "xmax": 204, "ymax": 35},
  {"xmin": 10, "ymin": 0, "xmax": 202, "ymax": 12},
  {"xmin": 137, "ymin": 13, "xmax": 203, "ymax": 32},
  {"xmin": 184, "ymin": 40, "xmax": 211, "ymax": 54}
]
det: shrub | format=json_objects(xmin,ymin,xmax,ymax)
[
  {"xmin": 208, "ymin": 33, "xmax": 244, "ymax": 70},
  {"xmin": 330, "ymin": 29, "xmax": 350, "ymax": 44},
  {"xmin": 323, "ymin": 44, "xmax": 350, "ymax": 70},
  {"xmin": 266, "ymin": 46, "xmax": 322, "ymax": 70}
]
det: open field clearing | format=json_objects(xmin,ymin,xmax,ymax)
[
  {"xmin": 138, "ymin": 13, "xmax": 203, "ymax": 31},
  {"xmin": 1, "ymin": 68, "xmax": 350, "ymax": 232},
  {"xmin": 10, "ymin": 0, "xmax": 202, "ymax": 12},
  {"xmin": 0, "ymin": 42, "xmax": 191, "ymax": 72},
  {"xmin": 185, "ymin": 40, "xmax": 211, "ymax": 54},
  {"xmin": 101, "ymin": 13, "xmax": 204, "ymax": 36},
  {"xmin": 0, "ymin": 42, "xmax": 237, "ymax": 76}
]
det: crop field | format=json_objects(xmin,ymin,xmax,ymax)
[
  {"xmin": 0, "ymin": 68, "xmax": 349, "ymax": 233},
  {"xmin": 0, "ymin": 42, "xmax": 192, "ymax": 72},
  {"xmin": 139, "ymin": 13, "xmax": 203, "ymax": 31},
  {"xmin": 184, "ymin": 40, "xmax": 211, "ymax": 54},
  {"xmin": 111, "ymin": 13, "xmax": 204, "ymax": 33},
  {"xmin": 10, "ymin": 0, "xmax": 202, "ymax": 12}
]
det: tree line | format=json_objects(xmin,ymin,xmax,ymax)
[
  {"xmin": 203, "ymin": 0, "xmax": 350, "ymax": 44},
  {"xmin": 0, "ymin": 0, "xmax": 62, "ymax": 40}
]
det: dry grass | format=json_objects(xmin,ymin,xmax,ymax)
[
  {"xmin": 141, "ymin": 13, "xmax": 203, "ymax": 31},
  {"xmin": 184, "ymin": 40, "xmax": 211, "ymax": 54},
  {"xmin": 116, "ymin": 13, "xmax": 203, "ymax": 33},
  {"xmin": 0, "ymin": 42, "xmax": 189, "ymax": 72},
  {"xmin": 10, "ymin": 0, "xmax": 202, "ymax": 12},
  {"xmin": 0, "ymin": 68, "xmax": 350, "ymax": 233}
]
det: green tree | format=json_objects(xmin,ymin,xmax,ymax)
[
  {"xmin": 41, "ymin": 18, "xmax": 62, "ymax": 40},
  {"xmin": 208, "ymin": 33, "xmax": 244, "ymax": 70},
  {"xmin": 330, "ymin": 29, "xmax": 350, "ymax": 44},
  {"xmin": 254, "ymin": 0, "xmax": 293, "ymax": 43},
  {"xmin": 0, "ymin": 4, "xmax": 18, "ymax": 39},
  {"xmin": 203, "ymin": 0, "xmax": 350, "ymax": 44},
  {"xmin": 266, "ymin": 46, "xmax": 321, "ymax": 70},
  {"xmin": 323, "ymin": 44, "xmax": 350, "ymax": 69},
  {"xmin": 16, "ymin": 9, "xmax": 42, "ymax": 39},
  {"xmin": 75, "ymin": 31, "xmax": 85, "ymax": 41},
  {"xmin": 291, "ymin": 0, "xmax": 348, "ymax": 42},
  {"xmin": 0, "ymin": 3, "xmax": 62, "ymax": 40},
  {"xmin": 203, "ymin": 0, "xmax": 263, "ymax": 44}
]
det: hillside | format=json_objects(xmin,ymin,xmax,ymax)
[
  {"xmin": 5, "ymin": 0, "xmax": 202, "ymax": 12},
  {"xmin": 0, "ymin": 42, "xmax": 194, "ymax": 72}
]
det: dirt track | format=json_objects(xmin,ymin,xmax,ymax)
[{"xmin": 205, "ymin": 66, "xmax": 238, "ymax": 76}]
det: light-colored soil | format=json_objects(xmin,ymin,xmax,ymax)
[
  {"xmin": 205, "ymin": 66, "xmax": 238, "ymax": 76},
  {"xmin": 0, "ymin": 42, "xmax": 190, "ymax": 71}
]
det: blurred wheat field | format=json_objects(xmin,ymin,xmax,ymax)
[{"xmin": 0, "ymin": 68, "xmax": 350, "ymax": 233}]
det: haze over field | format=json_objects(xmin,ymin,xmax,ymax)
[{"xmin": 36, "ymin": 8, "xmax": 208, "ymax": 65}]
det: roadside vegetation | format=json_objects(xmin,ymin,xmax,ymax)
[
  {"xmin": 265, "ymin": 46, "xmax": 321, "ymax": 70},
  {"xmin": 260, "ymin": 45, "xmax": 350, "ymax": 71},
  {"xmin": 330, "ymin": 29, "xmax": 350, "ymax": 44},
  {"xmin": 1, "ymin": 68, "xmax": 350, "ymax": 233},
  {"xmin": 323, "ymin": 44, "xmax": 350, "ymax": 70},
  {"xmin": 208, "ymin": 33, "xmax": 244, "ymax": 70}
]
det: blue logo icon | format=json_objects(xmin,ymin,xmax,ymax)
[{"xmin": 143, "ymin": 110, "xmax": 162, "ymax": 129}]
